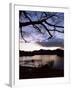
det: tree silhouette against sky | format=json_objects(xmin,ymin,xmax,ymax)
[{"xmin": 19, "ymin": 11, "xmax": 64, "ymax": 43}]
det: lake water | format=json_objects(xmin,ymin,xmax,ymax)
[{"xmin": 19, "ymin": 55, "xmax": 64, "ymax": 70}]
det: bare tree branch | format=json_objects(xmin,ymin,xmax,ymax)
[
  {"xmin": 49, "ymin": 29, "xmax": 64, "ymax": 33},
  {"xmin": 19, "ymin": 11, "xmax": 64, "ymax": 41},
  {"xmin": 44, "ymin": 20, "xmax": 64, "ymax": 28},
  {"xmin": 41, "ymin": 23, "xmax": 53, "ymax": 39},
  {"xmin": 20, "ymin": 27, "xmax": 28, "ymax": 43}
]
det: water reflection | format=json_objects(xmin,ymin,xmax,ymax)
[{"xmin": 19, "ymin": 55, "xmax": 64, "ymax": 70}]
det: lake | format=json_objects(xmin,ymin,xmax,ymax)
[{"xmin": 19, "ymin": 55, "xmax": 64, "ymax": 70}]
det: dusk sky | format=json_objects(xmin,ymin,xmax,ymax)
[{"xmin": 19, "ymin": 11, "xmax": 64, "ymax": 51}]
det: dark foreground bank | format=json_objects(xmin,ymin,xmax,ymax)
[{"xmin": 19, "ymin": 65, "xmax": 64, "ymax": 79}]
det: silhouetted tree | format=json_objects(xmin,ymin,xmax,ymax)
[{"xmin": 19, "ymin": 11, "xmax": 64, "ymax": 42}]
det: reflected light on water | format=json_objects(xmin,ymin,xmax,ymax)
[{"xmin": 19, "ymin": 55, "xmax": 64, "ymax": 69}]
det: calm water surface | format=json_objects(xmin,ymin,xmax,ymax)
[{"xmin": 19, "ymin": 55, "xmax": 64, "ymax": 70}]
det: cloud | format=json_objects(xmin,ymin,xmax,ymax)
[{"xmin": 37, "ymin": 38, "xmax": 64, "ymax": 47}]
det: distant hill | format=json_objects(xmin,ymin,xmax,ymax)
[{"xmin": 19, "ymin": 49, "xmax": 64, "ymax": 57}]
